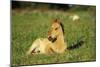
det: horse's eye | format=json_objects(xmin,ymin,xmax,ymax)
[{"xmin": 55, "ymin": 28, "xmax": 58, "ymax": 30}]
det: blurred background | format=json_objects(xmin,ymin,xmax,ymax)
[{"xmin": 12, "ymin": 1, "xmax": 95, "ymax": 15}]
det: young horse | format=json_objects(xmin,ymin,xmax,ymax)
[{"xmin": 27, "ymin": 19, "xmax": 67, "ymax": 55}]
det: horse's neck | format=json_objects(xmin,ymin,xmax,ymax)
[{"xmin": 54, "ymin": 34, "xmax": 65, "ymax": 46}]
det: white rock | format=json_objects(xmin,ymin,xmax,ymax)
[{"xmin": 70, "ymin": 14, "xmax": 80, "ymax": 21}]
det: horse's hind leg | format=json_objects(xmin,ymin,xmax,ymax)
[
  {"xmin": 26, "ymin": 39, "xmax": 40, "ymax": 55},
  {"xmin": 26, "ymin": 43, "xmax": 38, "ymax": 55}
]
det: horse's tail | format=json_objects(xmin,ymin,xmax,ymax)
[{"xmin": 67, "ymin": 36, "xmax": 85, "ymax": 50}]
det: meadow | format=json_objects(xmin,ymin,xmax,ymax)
[{"xmin": 12, "ymin": 7, "xmax": 96, "ymax": 66}]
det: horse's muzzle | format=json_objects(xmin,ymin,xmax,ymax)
[
  {"xmin": 48, "ymin": 36, "xmax": 53, "ymax": 41},
  {"xmin": 48, "ymin": 36, "xmax": 57, "ymax": 43}
]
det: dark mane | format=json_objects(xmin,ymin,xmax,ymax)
[{"xmin": 60, "ymin": 22, "xmax": 64, "ymax": 34}]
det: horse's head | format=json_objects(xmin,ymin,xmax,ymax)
[{"xmin": 48, "ymin": 19, "xmax": 64, "ymax": 42}]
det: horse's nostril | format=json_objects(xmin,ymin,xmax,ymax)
[
  {"xmin": 50, "ymin": 36, "xmax": 52, "ymax": 38},
  {"xmin": 48, "ymin": 36, "xmax": 52, "ymax": 41},
  {"xmin": 48, "ymin": 36, "xmax": 50, "ymax": 39}
]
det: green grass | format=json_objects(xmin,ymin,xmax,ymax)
[{"xmin": 12, "ymin": 9, "xmax": 96, "ymax": 66}]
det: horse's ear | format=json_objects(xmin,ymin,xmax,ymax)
[{"xmin": 53, "ymin": 19, "xmax": 60, "ymax": 24}]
